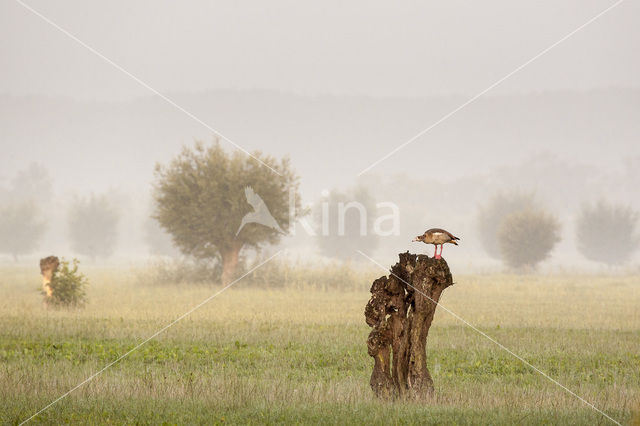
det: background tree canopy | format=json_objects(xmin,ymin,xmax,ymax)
[
  {"xmin": 152, "ymin": 141, "xmax": 302, "ymax": 283},
  {"xmin": 0, "ymin": 163, "xmax": 51, "ymax": 260},
  {"xmin": 67, "ymin": 194, "xmax": 120, "ymax": 260},
  {"xmin": 576, "ymin": 201, "xmax": 639, "ymax": 265},
  {"xmin": 313, "ymin": 185, "xmax": 379, "ymax": 259},
  {"xmin": 0, "ymin": 201, "xmax": 47, "ymax": 261},
  {"xmin": 477, "ymin": 191, "xmax": 536, "ymax": 260},
  {"xmin": 497, "ymin": 209, "xmax": 561, "ymax": 270}
]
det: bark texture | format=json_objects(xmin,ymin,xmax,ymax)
[
  {"xmin": 220, "ymin": 242, "xmax": 242, "ymax": 285},
  {"xmin": 39, "ymin": 256, "xmax": 59, "ymax": 298},
  {"xmin": 365, "ymin": 251, "xmax": 453, "ymax": 399}
]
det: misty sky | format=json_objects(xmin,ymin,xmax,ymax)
[
  {"xmin": 1, "ymin": 1, "xmax": 640, "ymax": 265},
  {"xmin": 1, "ymin": 0, "xmax": 639, "ymax": 101}
]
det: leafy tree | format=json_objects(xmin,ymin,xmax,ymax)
[
  {"xmin": 314, "ymin": 186, "xmax": 379, "ymax": 259},
  {"xmin": 497, "ymin": 210, "xmax": 560, "ymax": 270},
  {"xmin": 576, "ymin": 201, "xmax": 639, "ymax": 265},
  {"xmin": 0, "ymin": 201, "xmax": 47, "ymax": 260},
  {"xmin": 152, "ymin": 141, "xmax": 301, "ymax": 284},
  {"xmin": 477, "ymin": 191, "xmax": 535, "ymax": 259},
  {"xmin": 68, "ymin": 194, "xmax": 120, "ymax": 259},
  {"xmin": 44, "ymin": 258, "xmax": 89, "ymax": 308}
]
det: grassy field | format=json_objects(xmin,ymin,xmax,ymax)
[{"xmin": 1, "ymin": 264, "xmax": 639, "ymax": 425}]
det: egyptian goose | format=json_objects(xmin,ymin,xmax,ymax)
[{"xmin": 412, "ymin": 228, "xmax": 460, "ymax": 259}]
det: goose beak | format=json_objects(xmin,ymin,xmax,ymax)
[{"xmin": 412, "ymin": 237, "xmax": 419, "ymax": 242}]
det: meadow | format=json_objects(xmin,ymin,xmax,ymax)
[{"xmin": 0, "ymin": 263, "xmax": 639, "ymax": 425}]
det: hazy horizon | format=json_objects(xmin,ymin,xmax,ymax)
[{"xmin": 1, "ymin": 1, "xmax": 639, "ymax": 269}]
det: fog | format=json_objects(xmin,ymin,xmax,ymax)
[{"xmin": 1, "ymin": 0, "xmax": 639, "ymax": 271}]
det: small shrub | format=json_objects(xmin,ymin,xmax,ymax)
[
  {"xmin": 44, "ymin": 258, "xmax": 88, "ymax": 307},
  {"xmin": 576, "ymin": 201, "xmax": 639, "ymax": 265},
  {"xmin": 136, "ymin": 258, "xmax": 221, "ymax": 285},
  {"xmin": 498, "ymin": 210, "xmax": 561, "ymax": 270}
]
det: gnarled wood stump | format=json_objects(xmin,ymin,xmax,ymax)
[
  {"xmin": 40, "ymin": 256, "xmax": 59, "ymax": 298},
  {"xmin": 365, "ymin": 252, "xmax": 453, "ymax": 399}
]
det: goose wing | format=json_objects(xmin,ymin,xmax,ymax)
[{"xmin": 426, "ymin": 228, "xmax": 460, "ymax": 241}]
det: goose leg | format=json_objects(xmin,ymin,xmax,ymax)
[
  {"xmin": 433, "ymin": 245, "xmax": 438, "ymax": 258},
  {"xmin": 440, "ymin": 244, "xmax": 444, "ymax": 258}
]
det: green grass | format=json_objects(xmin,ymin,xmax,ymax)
[{"xmin": 1, "ymin": 266, "xmax": 639, "ymax": 424}]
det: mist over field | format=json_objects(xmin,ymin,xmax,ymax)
[
  {"xmin": 2, "ymin": 88, "xmax": 640, "ymax": 269},
  {"xmin": 2, "ymin": 0, "xmax": 640, "ymax": 270},
  {"xmin": 1, "ymin": 1, "xmax": 639, "ymax": 424}
]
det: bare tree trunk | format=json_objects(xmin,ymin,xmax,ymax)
[
  {"xmin": 365, "ymin": 252, "xmax": 453, "ymax": 399},
  {"xmin": 220, "ymin": 242, "xmax": 242, "ymax": 285}
]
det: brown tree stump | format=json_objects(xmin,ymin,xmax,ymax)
[
  {"xmin": 365, "ymin": 251, "xmax": 453, "ymax": 399},
  {"xmin": 39, "ymin": 256, "xmax": 59, "ymax": 298}
]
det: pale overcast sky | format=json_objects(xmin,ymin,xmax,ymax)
[{"xmin": 1, "ymin": 0, "xmax": 639, "ymax": 101}]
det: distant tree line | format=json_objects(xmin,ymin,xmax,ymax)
[
  {"xmin": 1, "ymin": 155, "xmax": 638, "ymax": 273},
  {"xmin": 0, "ymin": 163, "xmax": 50, "ymax": 260},
  {"xmin": 477, "ymin": 192, "xmax": 639, "ymax": 270},
  {"xmin": 576, "ymin": 201, "xmax": 639, "ymax": 265},
  {"xmin": 67, "ymin": 194, "xmax": 120, "ymax": 260},
  {"xmin": 313, "ymin": 185, "xmax": 380, "ymax": 260},
  {"xmin": 0, "ymin": 163, "xmax": 122, "ymax": 261}
]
